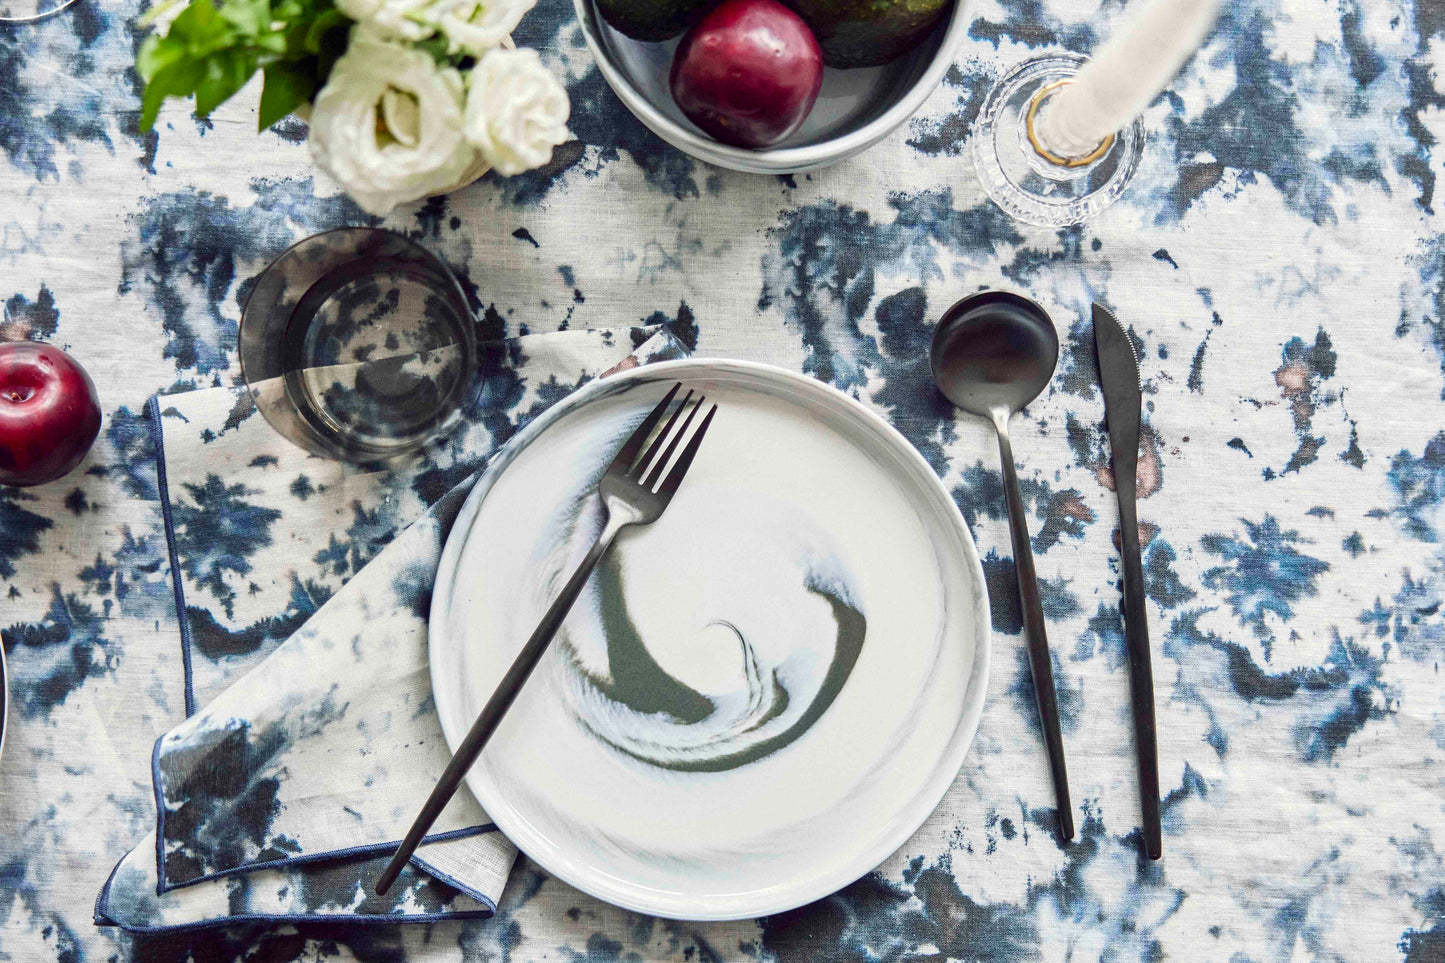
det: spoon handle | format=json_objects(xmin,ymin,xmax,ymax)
[{"xmin": 993, "ymin": 419, "xmax": 1075, "ymax": 843}]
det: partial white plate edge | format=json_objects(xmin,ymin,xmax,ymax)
[
  {"xmin": 429, "ymin": 358, "xmax": 992, "ymax": 920},
  {"xmin": 1, "ymin": 628, "xmax": 8, "ymax": 764}
]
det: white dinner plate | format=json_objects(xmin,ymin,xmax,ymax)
[{"xmin": 430, "ymin": 359, "xmax": 990, "ymax": 920}]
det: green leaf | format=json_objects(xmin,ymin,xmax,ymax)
[
  {"xmin": 254, "ymin": 30, "xmax": 289, "ymax": 54},
  {"xmin": 136, "ymin": 34, "xmax": 186, "ymax": 82},
  {"xmin": 136, "ymin": 0, "xmax": 344, "ymax": 131},
  {"xmin": 137, "ymin": 0, "xmax": 186, "ymax": 29},
  {"xmin": 258, "ymin": 59, "xmax": 316, "ymax": 130},
  {"xmin": 191, "ymin": 28, "xmax": 245, "ymax": 60},
  {"xmin": 272, "ymin": 0, "xmax": 305, "ymax": 17},
  {"xmin": 410, "ymin": 34, "xmax": 455, "ymax": 65},
  {"xmin": 140, "ymin": 56, "xmax": 207, "ymax": 131},
  {"xmin": 194, "ymin": 49, "xmax": 258, "ymax": 116},
  {"xmin": 303, "ymin": 8, "xmax": 348, "ymax": 53},
  {"xmin": 218, "ymin": 0, "xmax": 271, "ymax": 35},
  {"xmin": 166, "ymin": 0, "xmax": 226, "ymax": 45},
  {"xmin": 313, "ymin": 15, "xmax": 350, "ymax": 83}
]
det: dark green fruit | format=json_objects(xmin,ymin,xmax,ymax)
[
  {"xmin": 783, "ymin": 0, "xmax": 953, "ymax": 68},
  {"xmin": 596, "ymin": 0, "xmax": 711, "ymax": 41}
]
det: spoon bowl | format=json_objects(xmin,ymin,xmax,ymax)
[{"xmin": 929, "ymin": 291, "xmax": 1059, "ymax": 419}]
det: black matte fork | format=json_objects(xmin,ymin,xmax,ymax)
[{"xmin": 376, "ymin": 383, "xmax": 717, "ymax": 895}]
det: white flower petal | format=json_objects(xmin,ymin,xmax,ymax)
[
  {"xmin": 426, "ymin": 0, "xmax": 537, "ymax": 56},
  {"xmin": 308, "ymin": 33, "xmax": 479, "ymax": 215},
  {"xmin": 463, "ymin": 48, "xmax": 570, "ymax": 177},
  {"xmin": 381, "ymin": 89, "xmax": 422, "ymax": 147},
  {"xmin": 335, "ymin": 0, "xmax": 437, "ymax": 41}
]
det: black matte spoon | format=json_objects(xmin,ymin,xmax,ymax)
[{"xmin": 930, "ymin": 290, "xmax": 1074, "ymax": 843}]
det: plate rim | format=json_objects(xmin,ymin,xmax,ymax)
[
  {"xmin": 0, "ymin": 631, "xmax": 7, "ymax": 764},
  {"xmin": 429, "ymin": 358, "xmax": 991, "ymax": 920}
]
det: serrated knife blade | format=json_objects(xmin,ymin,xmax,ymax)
[{"xmin": 1093, "ymin": 303, "xmax": 1162, "ymax": 861}]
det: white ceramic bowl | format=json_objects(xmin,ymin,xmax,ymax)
[{"xmin": 573, "ymin": 0, "xmax": 970, "ymax": 174}]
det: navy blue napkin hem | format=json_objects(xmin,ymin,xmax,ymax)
[
  {"xmin": 92, "ymin": 855, "xmax": 498, "ymax": 933},
  {"xmin": 147, "ymin": 393, "xmax": 200, "ymax": 718}
]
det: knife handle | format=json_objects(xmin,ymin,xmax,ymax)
[
  {"xmin": 1114, "ymin": 457, "xmax": 1162, "ymax": 859},
  {"xmin": 994, "ymin": 420, "xmax": 1074, "ymax": 843}
]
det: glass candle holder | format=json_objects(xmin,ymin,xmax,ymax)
[{"xmin": 972, "ymin": 54, "xmax": 1145, "ymax": 227}]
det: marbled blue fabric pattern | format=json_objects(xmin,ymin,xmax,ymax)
[{"xmin": 1, "ymin": 0, "xmax": 1444, "ymax": 959}]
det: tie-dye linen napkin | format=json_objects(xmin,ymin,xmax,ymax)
[{"xmin": 95, "ymin": 326, "xmax": 689, "ymax": 932}]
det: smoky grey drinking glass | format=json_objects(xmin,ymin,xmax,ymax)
[{"xmin": 238, "ymin": 228, "xmax": 478, "ymax": 465}]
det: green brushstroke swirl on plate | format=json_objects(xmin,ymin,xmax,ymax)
[{"xmin": 571, "ymin": 557, "xmax": 867, "ymax": 772}]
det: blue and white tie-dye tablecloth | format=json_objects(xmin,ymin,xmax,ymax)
[{"xmin": 3, "ymin": 0, "xmax": 1445, "ymax": 960}]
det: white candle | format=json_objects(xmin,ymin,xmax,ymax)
[{"xmin": 1034, "ymin": 0, "xmax": 1224, "ymax": 159}]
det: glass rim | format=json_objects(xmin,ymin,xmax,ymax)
[
  {"xmin": 0, "ymin": 0, "xmax": 78, "ymax": 23},
  {"xmin": 972, "ymin": 53, "xmax": 1146, "ymax": 228}
]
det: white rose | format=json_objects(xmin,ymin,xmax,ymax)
[
  {"xmin": 334, "ymin": 0, "xmax": 436, "ymax": 41},
  {"xmin": 308, "ymin": 34, "xmax": 480, "ymax": 215},
  {"xmin": 426, "ymin": 0, "xmax": 537, "ymax": 56},
  {"xmin": 463, "ymin": 48, "xmax": 570, "ymax": 177}
]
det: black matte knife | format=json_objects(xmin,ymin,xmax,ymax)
[{"xmin": 1093, "ymin": 304, "xmax": 1162, "ymax": 860}]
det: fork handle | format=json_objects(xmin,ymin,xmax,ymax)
[{"xmin": 375, "ymin": 509, "xmax": 629, "ymax": 896}]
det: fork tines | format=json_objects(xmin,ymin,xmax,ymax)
[{"xmin": 612, "ymin": 383, "xmax": 717, "ymax": 496}]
